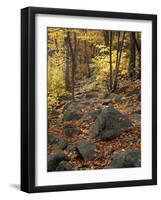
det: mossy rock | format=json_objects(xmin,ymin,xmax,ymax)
[{"xmin": 64, "ymin": 103, "xmax": 82, "ymax": 121}]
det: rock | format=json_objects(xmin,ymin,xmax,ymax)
[
  {"xmin": 90, "ymin": 107, "xmax": 131, "ymax": 140},
  {"xmin": 64, "ymin": 124, "xmax": 80, "ymax": 136},
  {"xmin": 102, "ymin": 99, "xmax": 112, "ymax": 105},
  {"xmin": 74, "ymin": 164, "xmax": 83, "ymax": 170},
  {"xmin": 56, "ymin": 161, "xmax": 73, "ymax": 171},
  {"xmin": 67, "ymin": 143, "xmax": 79, "ymax": 159},
  {"xmin": 101, "ymin": 129, "xmax": 121, "ymax": 141},
  {"xmin": 47, "ymin": 151, "xmax": 69, "ymax": 171},
  {"xmin": 67, "ymin": 143, "xmax": 77, "ymax": 151},
  {"xmin": 80, "ymin": 109, "xmax": 101, "ymax": 123},
  {"xmin": 57, "ymin": 138, "xmax": 68, "ymax": 149},
  {"xmin": 64, "ymin": 103, "xmax": 82, "ymax": 121},
  {"xmin": 130, "ymin": 113, "xmax": 141, "ymax": 123},
  {"xmin": 48, "ymin": 134, "xmax": 59, "ymax": 145},
  {"xmin": 90, "ymin": 109, "xmax": 102, "ymax": 118},
  {"xmin": 80, "ymin": 100, "xmax": 91, "ymax": 105},
  {"xmin": 76, "ymin": 139, "xmax": 96, "ymax": 161},
  {"xmin": 48, "ymin": 135, "xmax": 68, "ymax": 150},
  {"xmin": 109, "ymin": 149, "xmax": 141, "ymax": 168},
  {"xmin": 84, "ymin": 92, "xmax": 95, "ymax": 99}
]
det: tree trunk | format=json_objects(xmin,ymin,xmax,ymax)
[
  {"xmin": 113, "ymin": 32, "xmax": 125, "ymax": 90},
  {"xmin": 128, "ymin": 32, "xmax": 136, "ymax": 80},
  {"xmin": 84, "ymin": 38, "xmax": 90, "ymax": 77},
  {"xmin": 64, "ymin": 36, "xmax": 70, "ymax": 90},
  {"xmin": 104, "ymin": 30, "xmax": 109, "ymax": 46},
  {"xmin": 113, "ymin": 32, "xmax": 120, "ymax": 90},
  {"xmin": 67, "ymin": 31, "xmax": 77, "ymax": 101},
  {"xmin": 133, "ymin": 34, "xmax": 141, "ymax": 79},
  {"xmin": 109, "ymin": 31, "xmax": 113, "ymax": 92}
]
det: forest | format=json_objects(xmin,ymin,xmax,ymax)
[{"xmin": 47, "ymin": 28, "xmax": 141, "ymax": 172}]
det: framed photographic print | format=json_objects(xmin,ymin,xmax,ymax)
[{"xmin": 21, "ymin": 7, "xmax": 157, "ymax": 193}]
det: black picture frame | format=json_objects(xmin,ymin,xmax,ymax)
[{"xmin": 21, "ymin": 6, "xmax": 157, "ymax": 193}]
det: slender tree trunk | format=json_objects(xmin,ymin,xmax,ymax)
[
  {"xmin": 133, "ymin": 34, "xmax": 141, "ymax": 79},
  {"xmin": 67, "ymin": 31, "xmax": 77, "ymax": 101},
  {"xmin": 113, "ymin": 32, "xmax": 125, "ymax": 90},
  {"xmin": 109, "ymin": 31, "xmax": 113, "ymax": 92},
  {"xmin": 104, "ymin": 30, "xmax": 109, "ymax": 46},
  {"xmin": 64, "ymin": 36, "xmax": 70, "ymax": 90},
  {"xmin": 84, "ymin": 38, "xmax": 90, "ymax": 77},
  {"xmin": 113, "ymin": 32, "xmax": 120, "ymax": 90},
  {"xmin": 128, "ymin": 32, "xmax": 136, "ymax": 80}
]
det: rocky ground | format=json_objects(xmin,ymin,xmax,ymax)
[{"xmin": 47, "ymin": 78, "xmax": 141, "ymax": 172}]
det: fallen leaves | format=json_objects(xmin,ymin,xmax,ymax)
[{"xmin": 48, "ymin": 78, "xmax": 141, "ymax": 170}]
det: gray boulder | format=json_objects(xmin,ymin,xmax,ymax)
[
  {"xmin": 48, "ymin": 134, "xmax": 59, "ymax": 145},
  {"xmin": 90, "ymin": 109, "xmax": 102, "ymax": 118},
  {"xmin": 48, "ymin": 135, "xmax": 68, "ymax": 150},
  {"xmin": 80, "ymin": 109, "xmax": 101, "ymax": 123},
  {"xmin": 84, "ymin": 91, "xmax": 95, "ymax": 99},
  {"xmin": 56, "ymin": 161, "xmax": 73, "ymax": 171},
  {"xmin": 64, "ymin": 103, "xmax": 82, "ymax": 121},
  {"xmin": 64, "ymin": 124, "xmax": 80, "ymax": 136},
  {"xmin": 90, "ymin": 107, "xmax": 131, "ymax": 140},
  {"xmin": 67, "ymin": 143, "xmax": 77, "ymax": 151},
  {"xmin": 57, "ymin": 138, "xmax": 68, "ymax": 149},
  {"xmin": 77, "ymin": 139, "xmax": 96, "ymax": 161},
  {"xmin": 47, "ymin": 151, "xmax": 69, "ymax": 171},
  {"xmin": 66, "ymin": 143, "xmax": 79, "ymax": 159},
  {"xmin": 109, "ymin": 149, "xmax": 141, "ymax": 168}
]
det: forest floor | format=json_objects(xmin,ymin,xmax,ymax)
[{"xmin": 48, "ymin": 76, "xmax": 141, "ymax": 171}]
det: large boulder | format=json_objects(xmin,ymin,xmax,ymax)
[
  {"xmin": 90, "ymin": 107, "xmax": 131, "ymax": 141},
  {"xmin": 80, "ymin": 109, "xmax": 101, "ymax": 123},
  {"xmin": 76, "ymin": 139, "xmax": 96, "ymax": 161},
  {"xmin": 48, "ymin": 134, "xmax": 68, "ymax": 150},
  {"xmin": 48, "ymin": 134, "xmax": 59, "ymax": 145},
  {"xmin": 47, "ymin": 151, "xmax": 69, "ymax": 171},
  {"xmin": 57, "ymin": 138, "xmax": 68, "ymax": 149},
  {"xmin": 64, "ymin": 124, "xmax": 80, "ymax": 136},
  {"xmin": 66, "ymin": 143, "xmax": 80, "ymax": 160},
  {"xmin": 56, "ymin": 161, "xmax": 73, "ymax": 171},
  {"xmin": 64, "ymin": 103, "xmax": 82, "ymax": 121},
  {"xmin": 109, "ymin": 149, "xmax": 141, "ymax": 168}
]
